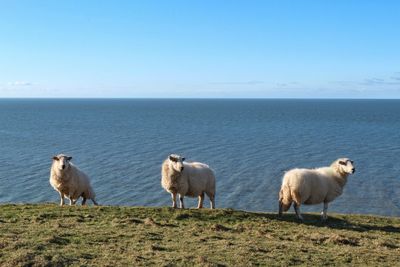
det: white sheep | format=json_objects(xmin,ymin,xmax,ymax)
[
  {"xmin": 278, "ymin": 158, "xmax": 355, "ymax": 221},
  {"xmin": 49, "ymin": 154, "xmax": 98, "ymax": 206},
  {"xmin": 161, "ymin": 154, "xmax": 216, "ymax": 209}
]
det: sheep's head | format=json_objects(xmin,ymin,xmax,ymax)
[
  {"xmin": 334, "ymin": 158, "xmax": 355, "ymax": 174},
  {"xmin": 52, "ymin": 154, "xmax": 72, "ymax": 171},
  {"xmin": 168, "ymin": 154, "xmax": 185, "ymax": 173}
]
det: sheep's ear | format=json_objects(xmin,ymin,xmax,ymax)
[
  {"xmin": 169, "ymin": 155, "xmax": 176, "ymax": 162},
  {"xmin": 52, "ymin": 156, "xmax": 59, "ymax": 161},
  {"xmin": 66, "ymin": 156, "xmax": 72, "ymax": 161},
  {"xmin": 338, "ymin": 160, "xmax": 346, "ymax": 165},
  {"xmin": 182, "ymin": 157, "xmax": 186, "ymax": 161}
]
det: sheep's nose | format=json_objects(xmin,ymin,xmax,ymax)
[
  {"xmin": 181, "ymin": 167, "xmax": 184, "ymax": 171},
  {"xmin": 352, "ymin": 168, "xmax": 355, "ymax": 173},
  {"xmin": 61, "ymin": 165, "xmax": 65, "ymax": 169}
]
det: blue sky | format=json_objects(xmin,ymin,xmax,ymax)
[{"xmin": 0, "ymin": 1, "xmax": 399, "ymax": 98}]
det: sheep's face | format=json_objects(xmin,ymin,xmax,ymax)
[
  {"xmin": 337, "ymin": 158, "xmax": 355, "ymax": 174},
  {"xmin": 53, "ymin": 154, "xmax": 72, "ymax": 171},
  {"xmin": 168, "ymin": 154, "xmax": 185, "ymax": 173}
]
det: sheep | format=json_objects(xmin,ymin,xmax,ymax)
[
  {"xmin": 278, "ymin": 158, "xmax": 355, "ymax": 221},
  {"xmin": 49, "ymin": 154, "xmax": 98, "ymax": 206},
  {"xmin": 161, "ymin": 154, "xmax": 216, "ymax": 209}
]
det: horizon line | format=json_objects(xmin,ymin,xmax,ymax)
[{"xmin": 0, "ymin": 97, "xmax": 399, "ymax": 100}]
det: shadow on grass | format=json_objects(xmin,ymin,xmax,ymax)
[
  {"xmin": 156, "ymin": 207, "xmax": 400, "ymax": 234},
  {"xmin": 3, "ymin": 204, "xmax": 399, "ymax": 235},
  {"xmin": 266, "ymin": 213, "xmax": 400, "ymax": 233}
]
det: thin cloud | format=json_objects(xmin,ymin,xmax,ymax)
[
  {"xmin": 361, "ymin": 78, "xmax": 400, "ymax": 86},
  {"xmin": 332, "ymin": 75, "xmax": 400, "ymax": 86},
  {"xmin": 361, "ymin": 78, "xmax": 385, "ymax": 85},
  {"xmin": 276, "ymin": 82, "xmax": 298, "ymax": 87},
  {"xmin": 209, "ymin": 80, "xmax": 264, "ymax": 85},
  {"xmin": 276, "ymin": 83, "xmax": 288, "ymax": 87},
  {"xmin": 330, "ymin": 80, "xmax": 354, "ymax": 86},
  {"xmin": 390, "ymin": 72, "xmax": 400, "ymax": 81},
  {"xmin": 7, "ymin": 81, "xmax": 32, "ymax": 86}
]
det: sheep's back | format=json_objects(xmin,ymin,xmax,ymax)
[
  {"xmin": 184, "ymin": 162, "xmax": 216, "ymax": 196},
  {"xmin": 283, "ymin": 168, "xmax": 330, "ymax": 204},
  {"xmin": 71, "ymin": 165, "xmax": 95, "ymax": 197}
]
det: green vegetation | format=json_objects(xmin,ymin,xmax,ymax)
[{"xmin": 0, "ymin": 204, "xmax": 399, "ymax": 266}]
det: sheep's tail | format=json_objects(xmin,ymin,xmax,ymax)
[{"xmin": 279, "ymin": 184, "xmax": 292, "ymax": 216}]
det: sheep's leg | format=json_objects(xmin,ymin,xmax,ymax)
[
  {"xmin": 171, "ymin": 193, "xmax": 177, "ymax": 208},
  {"xmin": 321, "ymin": 202, "xmax": 328, "ymax": 221},
  {"xmin": 278, "ymin": 200, "xmax": 283, "ymax": 217},
  {"xmin": 91, "ymin": 198, "xmax": 99, "ymax": 206},
  {"xmin": 68, "ymin": 189, "xmax": 76, "ymax": 206},
  {"xmin": 209, "ymin": 195, "xmax": 215, "ymax": 209},
  {"xmin": 293, "ymin": 202, "xmax": 304, "ymax": 221},
  {"xmin": 205, "ymin": 192, "xmax": 215, "ymax": 209},
  {"xmin": 59, "ymin": 192, "xmax": 65, "ymax": 206},
  {"xmin": 82, "ymin": 198, "xmax": 87, "ymax": 206},
  {"xmin": 179, "ymin": 194, "xmax": 185, "ymax": 209},
  {"xmin": 197, "ymin": 192, "xmax": 204, "ymax": 209}
]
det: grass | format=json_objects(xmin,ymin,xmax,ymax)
[{"xmin": 0, "ymin": 204, "xmax": 399, "ymax": 266}]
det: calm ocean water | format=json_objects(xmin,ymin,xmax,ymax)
[{"xmin": 0, "ymin": 99, "xmax": 399, "ymax": 216}]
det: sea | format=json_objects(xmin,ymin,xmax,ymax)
[{"xmin": 0, "ymin": 99, "xmax": 399, "ymax": 216}]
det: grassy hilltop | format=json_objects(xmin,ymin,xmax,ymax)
[{"xmin": 0, "ymin": 204, "xmax": 399, "ymax": 266}]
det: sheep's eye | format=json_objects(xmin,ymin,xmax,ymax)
[{"xmin": 350, "ymin": 160, "xmax": 354, "ymax": 164}]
